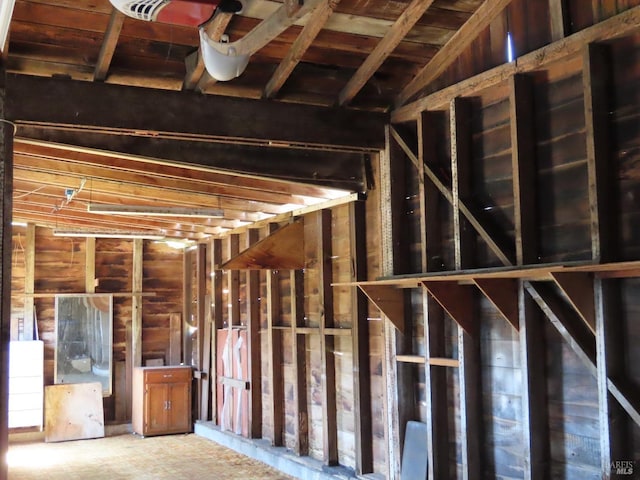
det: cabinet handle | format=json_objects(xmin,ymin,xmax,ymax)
[
  {"xmin": 163, "ymin": 374, "xmax": 173, "ymax": 378},
  {"xmin": 167, "ymin": 400, "xmax": 172, "ymax": 410}
]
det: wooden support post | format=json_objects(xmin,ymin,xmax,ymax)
[
  {"xmin": 510, "ymin": 74, "xmax": 538, "ymax": 265},
  {"xmin": 85, "ymin": 236, "xmax": 96, "ymax": 294},
  {"xmin": 201, "ymin": 295, "xmax": 212, "ymax": 421},
  {"xmin": 511, "ymin": 70, "xmax": 550, "ymax": 480},
  {"xmin": 0, "ymin": 70, "xmax": 13, "ymax": 479},
  {"xmin": 132, "ymin": 238, "xmax": 143, "ymax": 368},
  {"xmin": 549, "ymin": 0, "xmax": 569, "ymax": 41},
  {"xmin": 518, "ymin": 281, "xmax": 549, "ymax": 480},
  {"xmin": 196, "ymin": 243, "xmax": 207, "ymax": 420},
  {"xmin": 584, "ymin": 43, "xmax": 615, "ymax": 263},
  {"xmin": 22, "ymin": 223, "xmax": 35, "ymax": 340},
  {"xmin": 291, "ymin": 268, "xmax": 309, "ymax": 455},
  {"xmin": 420, "ymin": 110, "xmax": 449, "ymax": 480},
  {"xmin": 211, "ymin": 239, "xmax": 223, "ymax": 425},
  {"xmin": 228, "ymin": 235, "xmax": 240, "ymax": 328},
  {"xmin": 349, "ymin": 201, "xmax": 373, "ymax": 474},
  {"xmin": 583, "ymin": 42, "xmax": 627, "ymax": 474},
  {"xmin": 451, "ymin": 97, "xmax": 481, "ymax": 480},
  {"xmin": 317, "ymin": 210, "xmax": 338, "ymax": 465},
  {"xmin": 246, "ymin": 229, "xmax": 262, "ymax": 438},
  {"xmin": 183, "ymin": 248, "xmax": 192, "ymax": 365},
  {"xmin": 266, "ymin": 224, "xmax": 283, "ymax": 446}
]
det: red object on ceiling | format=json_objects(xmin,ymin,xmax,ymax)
[{"xmin": 156, "ymin": 0, "xmax": 220, "ymax": 27}]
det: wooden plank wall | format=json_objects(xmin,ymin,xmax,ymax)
[
  {"xmin": 10, "ymin": 227, "xmax": 184, "ymax": 423},
  {"xmin": 425, "ymin": 0, "xmax": 640, "ymax": 98},
  {"xmin": 388, "ymin": 24, "xmax": 640, "ymax": 480}
]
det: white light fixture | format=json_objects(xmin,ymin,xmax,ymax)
[
  {"xmin": 88, "ymin": 204, "xmax": 223, "ymax": 217},
  {"xmin": 53, "ymin": 229, "xmax": 165, "ymax": 240},
  {"xmin": 199, "ymin": 30, "xmax": 250, "ymax": 82},
  {"xmin": 0, "ymin": 0, "xmax": 16, "ymax": 54}
]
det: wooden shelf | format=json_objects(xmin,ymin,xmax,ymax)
[{"xmin": 333, "ymin": 260, "xmax": 640, "ymax": 288}]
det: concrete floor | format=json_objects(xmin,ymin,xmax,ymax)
[{"xmin": 8, "ymin": 432, "xmax": 294, "ymax": 480}]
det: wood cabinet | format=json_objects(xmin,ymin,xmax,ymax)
[{"xmin": 132, "ymin": 365, "xmax": 192, "ymax": 436}]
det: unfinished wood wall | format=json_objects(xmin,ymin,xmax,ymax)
[
  {"xmin": 9, "ymin": 227, "xmax": 184, "ymax": 422},
  {"xmin": 383, "ymin": 25, "xmax": 640, "ymax": 480}
]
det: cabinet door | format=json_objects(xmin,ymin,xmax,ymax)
[
  {"xmin": 144, "ymin": 383, "xmax": 169, "ymax": 435},
  {"xmin": 166, "ymin": 382, "xmax": 191, "ymax": 433}
]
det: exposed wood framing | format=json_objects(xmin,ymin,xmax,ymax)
[
  {"xmin": 265, "ymin": 0, "xmax": 340, "ymax": 99},
  {"xmin": 548, "ymin": 0, "xmax": 570, "ymax": 41},
  {"xmin": 290, "ymin": 268, "xmax": 309, "ymax": 455},
  {"xmin": 211, "ymin": 239, "xmax": 224, "ymax": 424},
  {"xmin": 246, "ymin": 229, "xmax": 262, "ymax": 438},
  {"xmin": 584, "ymin": 43, "xmax": 616, "ymax": 262},
  {"xmin": 132, "ymin": 238, "xmax": 143, "ymax": 368},
  {"xmin": 22, "ymin": 223, "xmax": 35, "ymax": 340},
  {"xmin": 266, "ymin": 224, "xmax": 284, "ymax": 446},
  {"xmin": 392, "ymin": 6, "xmax": 640, "ymax": 123},
  {"xmin": 390, "ymin": 126, "xmax": 513, "ymax": 265},
  {"xmin": 1, "ymin": 73, "xmax": 13, "ymax": 478},
  {"xmin": 338, "ymin": 0, "xmax": 436, "ymax": 106},
  {"xmin": 317, "ymin": 209, "xmax": 338, "ymax": 465},
  {"xmin": 396, "ymin": 0, "xmax": 513, "ymax": 106},
  {"xmin": 525, "ymin": 281, "xmax": 640, "ymax": 427},
  {"xmin": 451, "ymin": 96, "xmax": 481, "ymax": 480},
  {"xmin": 196, "ymin": 243, "xmax": 207, "ymax": 420},
  {"xmin": 349, "ymin": 200, "xmax": 373, "ymax": 474},
  {"xmin": 228, "ymin": 235, "xmax": 240, "ymax": 328},
  {"xmin": 183, "ymin": 249, "xmax": 193, "ymax": 365},
  {"xmin": 85, "ymin": 236, "xmax": 95, "ymax": 294},
  {"xmin": 518, "ymin": 281, "xmax": 549, "ymax": 480},
  {"xmin": 510, "ymin": 74, "xmax": 538, "ymax": 265},
  {"xmin": 419, "ymin": 111, "xmax": 449, "ymax": 480},
  {"xmin": 183, "ymin": 12, "xmax": 234, "ymax": 91},
  {"xmin": 201, "ymin": 295, "xmax": 212, "ymax": 421},
  {"xmin": 221, "ymin": 221, "xmax": 304, "ymax": 270},
  {"xmin": 94, "ymin": 9, "xmax": 125, "ymax": 81},
  {"xmin": 5, "ymin": 74, "xmax": 387, "ymax": 152},
  {"xmin": 584, "ymin": 42, "xmax": 627, "ymax": 474}
]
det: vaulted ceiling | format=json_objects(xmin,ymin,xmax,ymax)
[{"xmin": 2, "ymin": 0, "xmax": 496, "ymax": 240}]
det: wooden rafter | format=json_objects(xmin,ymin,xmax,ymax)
[
  {"xmin": 183, "ymin": 12, "xmax": 234, "ymax": 91},
  {"xmin": 390, "ymin": 126, "xmax": 513, "ymax": 266},
  {"xmin": 392, "ymin": 6, "xmax": 640, "ymax": 123},
  {"xmin": 94, "ymin": 9, "xmax": 125, "ymax": 81},
  {"xmin": 264, "ymin": 0, "xmax": 341, "ymax": 99},
  {"xmin": 396, "ymin": 0, "xmax": 513, "ymax": 106},
  {"xmin": 337, "ymin": 0, "xmax": 437, "ymax": 106}
]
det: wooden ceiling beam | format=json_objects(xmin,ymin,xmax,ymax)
[
  {"xmin": 396, "ymin": 0, "xmax": 513, "ymax": 107},
  {"xmin": 13, "ymin": 168, "xmax": 284, "ymax": 215},
  {"xmin": 94, "ymin": 9, "xmax": 126, "ymax": 81},
  {"xmin": 337, "ymin": 0, "xmax": 436, "ymax": 106},
  {"xmin": 5, "ymin": 73, "xmax": 387, "ymax": 151},
  {"xmin": 13, "ymin": 132, "xmax": 364, "ymax": 193},
  {"xmin": 264, "ymin": 0, "xmax": 341, "ymax": 99},
  {"xmin": 14, "ymin": 153, "xmax": 310, "ymax": 207}
]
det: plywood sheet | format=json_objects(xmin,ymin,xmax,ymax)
[{"xmin": 44, "ymin": 382, "xmax": 105, "ymax": 442}]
